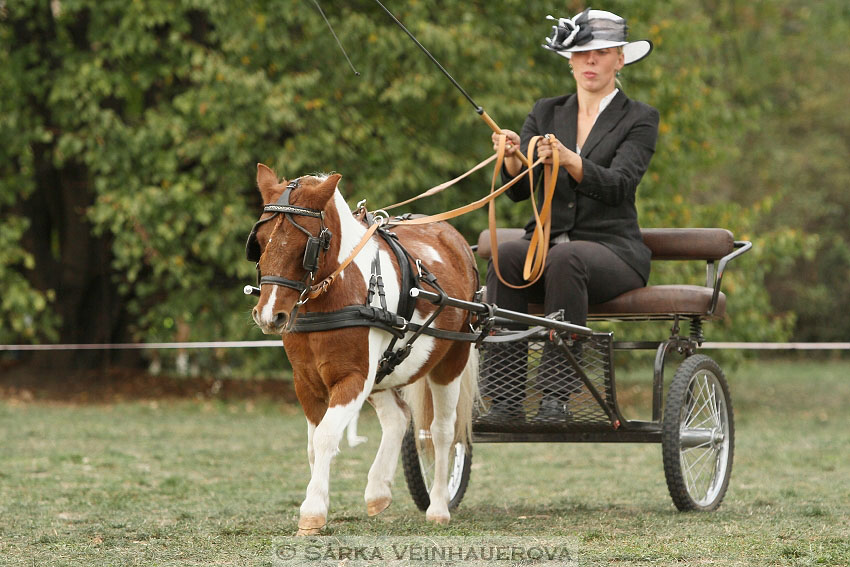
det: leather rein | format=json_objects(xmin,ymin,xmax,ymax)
[{"xmin": 247, "ymin": 133, "xmax": 560, "ymax": 335}]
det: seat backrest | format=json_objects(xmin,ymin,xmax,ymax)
[
  {"xmin": 476, "ymin": 228, "xmax": 735, "ymax": 261},
  {"xmin": 641, "ymin": 228, "xmax": 734, "ymax": 260}
]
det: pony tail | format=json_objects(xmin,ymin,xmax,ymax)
[
  {"xmin": 402, "ymin": 346, "xmax": 481, "ymax": 448},
  {"xmin": 403, "ymin": 378, "xmax": 433, "ymax": 441},
  {"xmin": 453, "ymin": 347, "xmax": 480, "ymax": 447}
]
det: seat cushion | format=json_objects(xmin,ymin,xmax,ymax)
[
  {"xmin": 589, "ymin": 285, "xmax": 726, "ymax": 319},
  {"xmin": 525, "ymin": 285, "xmax": 725, "ymax": 320}
]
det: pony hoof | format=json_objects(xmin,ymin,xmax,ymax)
[
  {"xmin": 367, "ymin": 497, "xmax": 392, "ymax": 517},
  {"xmin": 296, "ymin": 515, "xmax": 326, "ymax": 536},
  {"xmin": 425, "ymin": 513, "xmax": 451, "ymax": 525}
]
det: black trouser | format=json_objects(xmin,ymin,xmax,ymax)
[
  {"xmin": 485, "ymin": 239, "xmax": 643, "ymax": 401},
  {"xmin": 485, "ymin": 238, "xmax": 644, "ymax": 326}
]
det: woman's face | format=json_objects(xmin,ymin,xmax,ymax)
[{"xmin": 570, "ymin": 48, "xmax": 624, "ymax": 93}]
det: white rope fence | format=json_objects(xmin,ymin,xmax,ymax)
[
  {"xmin": 702, "ymin": 342, "xmax": 850, "ymax": 350},
  {"xmin": 0, "ymin": 341, "xmax": 281, "ymax": 351},
  {"xmin": 2, "ymin": 341, "xmax": 850, "ymax": 351}
]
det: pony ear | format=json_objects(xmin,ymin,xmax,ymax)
[
  {"xmin": 256, "ymin": 163, "xmax": 282, "ymax": 203},
  {"xmin": 314, "ymin": 173, "xmax": 342, "ymax": 206}
]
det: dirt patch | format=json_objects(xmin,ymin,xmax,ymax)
[{"xmin": 0, "ymin": 361, "xmax": 297, "ymax": 405}]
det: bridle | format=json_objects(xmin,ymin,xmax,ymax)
[{"xmin": 245, "ymin": 178, "xmax": 332, "ymax": 327}]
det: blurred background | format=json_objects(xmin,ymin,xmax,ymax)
[{"xmin": 2, "ymin": 0, "xmax": 848, "ymax": 380}]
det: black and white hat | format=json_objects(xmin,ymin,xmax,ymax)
[{"xmin": 543, "ymin": 8, "xmax": 653, "ymax": 65}]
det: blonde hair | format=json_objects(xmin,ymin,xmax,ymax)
[{"xmin": 615, "ymin": 46, "xmax": 624, "ymax": 89}]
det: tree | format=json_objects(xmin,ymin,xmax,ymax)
[{"xmin": 1, "ymin": 0, "xmax": 810, "ymax": 376}]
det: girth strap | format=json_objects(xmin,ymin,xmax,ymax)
[
  {"xmin": 290, "ymin": 305, "xmax": 408, "ymax": 337},
  {"xmin": 289, "ymin": 305, "xmax": 483, "ymax": 343}
]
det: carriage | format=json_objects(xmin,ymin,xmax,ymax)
[
  {"xmin": 401, "ymin": 226, "xmax": 751, "ymax": 512},
  {"xmin": 244, "ymin": 168, "xmax": 751, "ymax": 533}
]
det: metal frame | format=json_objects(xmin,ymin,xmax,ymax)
[
  {"xmin": 471, "ymin": 325, "xmax": 694, "ymax": 445},
  {"xmin": 411, "ymin": 239, "xmax": 753, "ymax": 446}
]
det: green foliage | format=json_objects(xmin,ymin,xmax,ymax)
[
  {"xmin": 705, "ymin": 1, "xmax": 850, "ymax": 341},
  {"xmin": 2, "ymin": 0, "xmax": 831, "ymax": 371},
  {"xmin": 0, "ymin": 216, "xmax": 61, "ymax": 342}
]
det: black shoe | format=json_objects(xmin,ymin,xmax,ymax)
[
  {"xmin": 482, "ymin": 400, "xmax": 525, "ymax": 422},
  {"xmin": 536, "ymin": 395, "xmax": 571, "ymax": 421}
]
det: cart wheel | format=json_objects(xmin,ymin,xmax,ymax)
[
  {"xmin": 401, "ymin": 425, "xmax": 471, "ymax": 512},
  {"xmin": 662, "ymin": 354, "xmax": 734, "ymax": 511}
]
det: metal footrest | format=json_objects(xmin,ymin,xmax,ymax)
[{"xmin": 474, "ymin": 331, "xmax": 623, "ymax": 433}]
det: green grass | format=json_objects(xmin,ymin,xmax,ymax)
[{"xmin": 1, "ymin": 358, "xmax": 849, "ymax": 566}]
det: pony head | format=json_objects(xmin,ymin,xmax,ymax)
[{"xmin": 250, "ymin": 163, "xmax": 342, "ymax": 334}]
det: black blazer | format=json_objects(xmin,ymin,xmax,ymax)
[{"xmin": 505, "ymin": 91, "xmax": 659, "ymax": 283}]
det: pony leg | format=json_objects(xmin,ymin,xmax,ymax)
[
  {"xmin": 364, "ymin": 390, "xmax": 410, "ymax": 516},
  {"xmin": 298, "ymin": 378, "xmax": 367, "ymax": 536},
  {"xmin": 424, "ymin": 377, "xmax": 461, "ymax": 524},
  {"xmin": 346, "ymin": 412, "xmax": 368, "ymax": 448}
]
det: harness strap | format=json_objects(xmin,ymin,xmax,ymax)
[
  {"xmin": 290, "ymin": 305, "xmax": 408, "ymax": 337},
  {"xmin": 372, "ymin": 227, "xmax": 422, "ymax": 383},
  {"xmin": 376, "ymin": 266, "xmax": 447, "ymax": 383},
  {"xmin": 307, "ymin": 223, "xmax": 380, "ymax": 299},
  {"xmin": 290, "ymin": 306, "xmax": 485, "ymax": 343},
  {"xmin": 259, "ymin": 275, "xmax": 308, "ymax": 293},
  {"xmin": 379, "ymin": 228, "xmax": 418, "ymax": 322}
]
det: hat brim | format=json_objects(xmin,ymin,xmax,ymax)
[{"xmin": 556, "ymin": 39, "xmax": 653, "ymax": 65}]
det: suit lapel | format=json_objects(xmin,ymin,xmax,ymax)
[
  {"xmin": 579, "ymin": 91, "xmax": 628, "ymax": 158},
  {"xmin": 553, "ymin": 94, "xmax": 578, "ymax": 153}
]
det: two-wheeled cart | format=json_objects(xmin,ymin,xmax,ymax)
[{"xmin": 401, "ymin": 227, "xmax": 751, "ymax": 512}]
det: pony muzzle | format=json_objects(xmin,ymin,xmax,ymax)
[{"xmin": 252, "ymin": 303, "xmax": 288, "ymax": 335}]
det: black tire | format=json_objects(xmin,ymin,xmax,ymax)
[
  {"xmin": 401, "ymin": 425, "xmax": 471, "ymax": 512},
  {"xmin": 662, "ymin": 354, "xmax": 734, "ymax": 511}
]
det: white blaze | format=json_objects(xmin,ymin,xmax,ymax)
[{"xmin": 261, "ymin": 285, "xmax": 278, "ymax": 325}]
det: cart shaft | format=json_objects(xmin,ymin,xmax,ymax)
[{"xmin": 409, "ymin": 288, "xmax": 593, "ymax": 336}]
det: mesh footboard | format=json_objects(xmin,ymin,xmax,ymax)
[{"xmin": 475, "ymin": 331, "xmax": 622, "ymax": 433}]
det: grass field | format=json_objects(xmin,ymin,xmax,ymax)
[{"xmin": 1, "ymin": 357, "xmax": 849, "ymax": 566}]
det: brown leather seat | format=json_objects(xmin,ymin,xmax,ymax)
[
  {"xmin": 588, "ymin": 285, "xmax": 725, "ymax": 319},
  {"xmin": 476, "ymin": 228, "xmax": 734, "ymax": 320},
  {"xmin": 639, "ymin": 228, "xmax": 734, "ymax": 260}
]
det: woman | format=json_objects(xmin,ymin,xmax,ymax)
[{"xmin": 486, "ymin": 8, "xmax": 658, "ymax": 419}]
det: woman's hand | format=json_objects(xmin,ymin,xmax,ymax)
[
  {"xmin": 492, "ymin": 129, "xmax": 521, "ymax": 156},
  {"xmin": 492, "ymin": 129, "xmax": 522, "ymax": 176},
  {"xmin": 537, "ymin": 136, "xmax": 566, "ymax": 165},
  {"xmin": 539, "ymin": 135, "xmax": 583, "ymax": 182}
]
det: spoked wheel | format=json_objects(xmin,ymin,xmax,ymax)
[
  {"xmin": 401, "ymin": 426, "xmax": 471, "ymax": 512},
  {"xmin": 662, "ymin": 354, "xmax": 734, "ymax": 511}
]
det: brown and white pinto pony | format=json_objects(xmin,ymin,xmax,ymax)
[{"xmin": 250, "ymin": 165, "xmax": 479, "ymax": 535}]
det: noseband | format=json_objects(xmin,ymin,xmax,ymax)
[{"xmin": 245, "ymin": 178, "xmax": 333, "ymax": 325}]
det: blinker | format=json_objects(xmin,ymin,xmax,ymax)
[
  {"xmin": 246, "ymin": 225, "xmax": 262, "ymax": 262},
  {"xmin": 302, "ymin": 229, "xmax": 332, "ymax": 272},
  {"xmin": 303, "ymin": 237, "xmax": 322, "ymax": 272}
]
